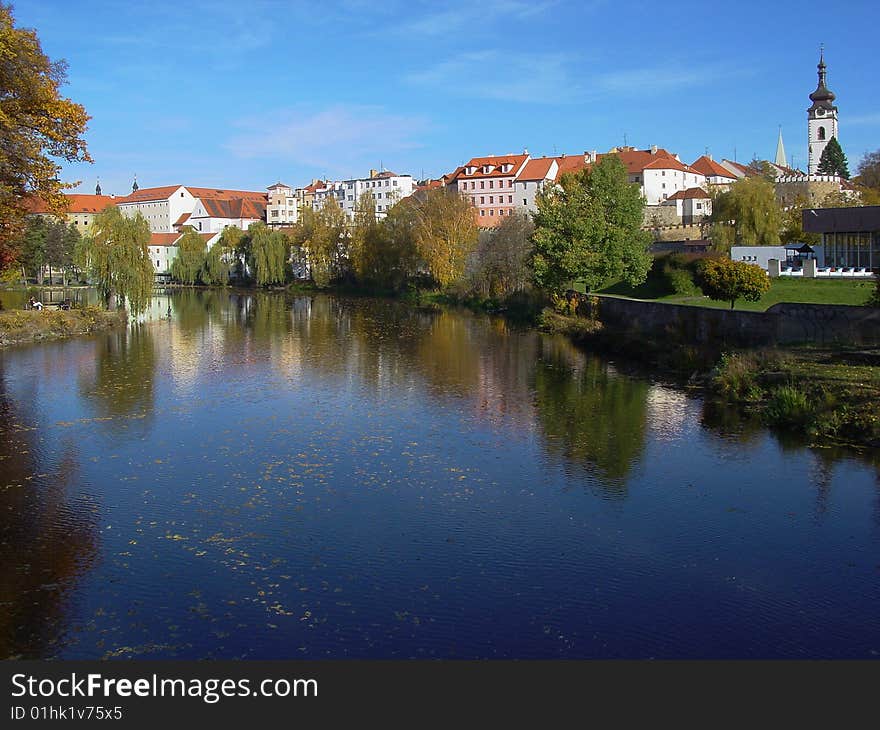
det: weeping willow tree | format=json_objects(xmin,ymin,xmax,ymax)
[
  {"xmin": 709, "ymin": 176, "xmax": 781, "ymax": 252},
  {"xmin": 83, "ymin": 206, "xmax": 154, "ymax": 313},
  {"xmin": 170, "ymin": 229, "xmax": 207, "ymax": 284},
  {"xmin": 201, "ymin": 225, "xmax": 241, "ymax": 285},
  {"xmin": 248, "ymin": 223, "xmax": 289, "ymax": 286}
]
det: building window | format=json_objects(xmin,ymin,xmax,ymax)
[
  {"xmin": 499, "ymin": 209, "xmax": 505, "ymax": 215},
  {"xmin": 480, "ymin": 181, "xmax": 485, "ymax": 189},
  {"xmin": 480, "ymin": 196, "xmax": 485, "ymax": 204},
  {"xmin": 480, "ymin": 210, "xmax": 485, "ymax": 216},
  {"xmin": 508, "ymin": 195, "xmax": 512, "ymax": 203},
  {"xmin": 489, "ymin": 209, "xmax": 494, "ymax": 215},
  {"xmin": 489, "ymin": 196, "xmax": 493, "ymax": 203},
  {"xmin": 523, "ymin": 199, "xmax": 527, "ymax": 206},
  {"xmin": 508, "ymin": 180, "xmax": 513, "ymax": 188},
  {"xmin": 393, "ymin": 180, "xmax": 398, "ymax": 186},
  {"xmin": 818, "ymin": 126, "xmax": 826, "ymax": 140},
  {"xmin": 489, "ymin": 180, "xmax": 494, "ymax": 189}
]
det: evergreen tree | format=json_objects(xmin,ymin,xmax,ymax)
[{"xmin": 816, "ymin": 137, "xmax": 849, "ymax": 178}]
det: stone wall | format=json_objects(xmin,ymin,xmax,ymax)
[{"xmin": 587, "ymin": 295, "xmax": 880, "ymax": 347}]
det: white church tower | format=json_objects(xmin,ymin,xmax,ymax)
[{"xmin": 807, "ymin": 47, "xmax": 838, "ymax": 175}]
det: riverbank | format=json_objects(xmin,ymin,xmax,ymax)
[
  {"xmin": 538, "ymin": 307, "xmax": 880, "ymax": 448},
  {"xmin": 0, "ymin": 306, "xmax": 125, "ymax": 348}
]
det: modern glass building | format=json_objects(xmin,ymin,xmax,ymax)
[{"xmin": 803, "ymin": 206, "xmax": 880, "ymax": 269}]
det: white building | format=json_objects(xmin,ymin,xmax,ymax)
[
  {"xmin": 690, "ymin": 155, "xmax": 738, "ymax": 187},
  {"xmin": 339, "ymin": 170, "xmax": 415, "ymax": 219},
  {"xmin": 513, "ymin": 157, "xmax": 558, "ymax": 214},
  {"xmin": 663, "ymin": 188, "xmax": 712, "ymax": 224},
  {"xmin": 117, "ymin": 184, "xmax": 266, "ymax": 234},
  {"xmin": 187, "ymin": 197, "xmax": 265, "ymax": 234}
]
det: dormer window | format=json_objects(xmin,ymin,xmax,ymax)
[
  {"xmin": 466, "ymin": 166, "xmax": 475, "ymax": 175},
  {"xmin": 483, "ymin": 165, "xmax": 492, "ymax": 174}
]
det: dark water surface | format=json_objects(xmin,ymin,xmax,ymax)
[{"xmin": 1, "ymin": 290, "xmax": 879, "ymax": 659}]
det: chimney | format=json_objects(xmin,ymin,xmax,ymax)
[
  {"xmin": 650, "ymin": 145, "xmax": 658, "ymax": 155},
  {"xmin": 369, "ymin": 169, "xmax": 377, "ymax": 179},
  {"xmin": 708, "ymin": 154, "xmax": 713, "ymax": 161}
]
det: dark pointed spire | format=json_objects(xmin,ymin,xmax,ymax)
[
  {"xmin": 95, "ymin": 177, "xmax": 102, "ymax": 196},
  {"xmin": 809, "ymin": 44, "xmax": 835, "ymax": 109},
  {"xmin": 132, "ymin": 174, "xmax": 139, "ymax": 193}
]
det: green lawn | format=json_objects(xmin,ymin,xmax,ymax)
[{"xmin": 595, "ymin": 277, "xmax": 875, "ymax": 311}]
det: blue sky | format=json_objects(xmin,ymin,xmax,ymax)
[{"xmin": 13, "ymin": 0, "xmax": 880, "ymax": 195}]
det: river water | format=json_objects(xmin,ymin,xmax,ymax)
[{"xmin": 1, "ymin": 289, "xmax": 878, "ymax": 659}]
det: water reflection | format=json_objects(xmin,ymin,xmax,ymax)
[
  {"xmin": 533, "ymin": 338, "xmax": 649, "ymax": 497},
  {"xmin": 0, "ymin": 359, "xmax": 98, "ymax": 658},
  {"xmin": 2, "ymin": 289, "xmax": 880, "ymax": 659}
]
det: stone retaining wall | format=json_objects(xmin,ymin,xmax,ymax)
[{"xmin": 586, "ymin": 295, "xmax": 880, "ymax": 347}]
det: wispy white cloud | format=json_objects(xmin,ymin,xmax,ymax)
[
  {"xmin": 407, "ymin": 51, "xmax": 580, "ymax": 103},
  {"xmin": 224, "ymin": 105, "xmax": 429, "ymax": 176},
  {"xmin": 847, "ymin": 113, "xmax": 880, "ymax": 127},
  {"xmin": 595, "ymin": 64, "xmax": 743, "ymax": 95}
]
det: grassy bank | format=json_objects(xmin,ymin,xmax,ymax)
[
  {"xmin": 0, "ymin": 306, "xmax": 125, "ymax": 348},
  {"xmin": 538, "ymin": 308, "xmax": 880, "ymax": 448},
  {"xmin": 598, "ymin": 274, "xmax": 874, "ymax": 310}
]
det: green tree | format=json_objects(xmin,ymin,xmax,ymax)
[
  {"xmin": 349, "ymin": 191, "xmax": 377, "ymax": 282},
  {"xmin": 697, "ymin": 257, "xmax": 770, "ymax": 309},
  {"xmin": 410, "ymin": 188, "xmax": 478, "ymax": 288},
  {"xmin": 170, "ymin": 229, "xmax": 207, "ymax": 284},
  {"xmin": 291, "ymin": 198, "xmax": 347, "ymax": 287},
  {"xmin": 780, "ymin": 196, "xmax": 820, "ymax": 247},
  {"xmin": 532, "ymin": 155, "xmax": 651, "ymax": 293},
  {"xmin": 0, "ymin": 4, "xmax": 91, "ymax": 271},
  {"xmin": 18, "ymin": 215, "xmax": 47, "ymax": 283},
  {"xmin": 816, "ymin": 137, "xmax": 849, "ymax": 178},
  {"xmin": 469, "ymin": 209, "xmax": 534, "ymax": 297},
  {"xmin": 709, "ymin": 176, "xmax": 781, "ymax": 251},
  {"xmin": 358, "ymin": 199, "xmax": 420, "ymax": 291},
  {"xmin": 84, "ymin": 206, "xmax": 154, "ymax": 313},
  {"xmin": 202, "ymin": 237, "xmax": 231, "ymax": 286},
  {"xmin": 248, "ymin": 223, "xmax": 289, "ymax": 286},
  {"xmin": 855, "ymin": 149, "xmax": 880, "ymax": 194}
]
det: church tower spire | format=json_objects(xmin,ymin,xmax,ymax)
[
  {"xmin": 775, "ymin": 127, "xmax": 787, "ymax": 168},
  {"xmin": 132, "ymin": 174, "xmax": 139, "ymax": 193},
  {"xmin": 95, "ymin": 177, "xmax": 102, "ymax": 196},
  {"xmin": 807, "ymin": 45, "xmax": 839, "ymax": 175}
]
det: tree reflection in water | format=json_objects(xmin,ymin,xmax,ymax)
[
  {"xmin": 0, "ymin": 359, "xmax": 98, "ymax": 658},
  {"xmin": 533, "ymin": 336, "xmax": 650, "ymax": 499}
]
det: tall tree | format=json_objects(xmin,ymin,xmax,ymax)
[
  {"xmin": 855, "ymin": 149, "xmax": 880, "ymax": 190},
  {"xmin": 709, "ymin": 176, "xmax": 781, "ymax": 251},
  {"xmin": 18, "ymin": 215, "xmax": 47, "ymax": 283},
  {"xmin": 349, "ymin": 191, "xmax": 377, "ymax": 282},
  {"xmin": 248, "ymin": 223, "xmax": 289, "ymax": 286},
  {"xmin": 532, "ymin": 155, "xmax": 651, "ymax": 293},
  {"xmin": 411, "ymin": 188, "xmax": 477, "ymax": 288},
  {"xmin": 84, "ymin": 206, "xmax": 154, "ymax": 313},
  {"xmin": 170, "ymin": 229, "xmax": 207, "ymax": 284},
  {"xmin": 357, "ymin": 199, "xmax": 419, "ymax": 291},
  {"xmin": 816, "ymin": 137, "xmax": 850, "ymax": 178},
  {"xmin": 0, "ymin": 4, "xmax": 91, "ymax": 270},
  {"xmin": 291, "ymin": 199, "xmax": 347, "ymax": 287},
  {"xmin": 469, "ymin": 209, "xmax": 534, "ymax": 297}
]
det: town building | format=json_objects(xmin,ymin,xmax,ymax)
[
  {"xmin": 663, "ymin": 187, "xmax": 712, "ymax": 225},
  {"xmin": 451, "ymin": 153, "xmax": 530, "ymax": 225},
  {"xmin": 690, "ymin": 155, "xmax": 738, "ymax": 187},
  {"xmin": 338, "ymin": 170, "xmax": 416, "ymax": 219},
  {"xmin": 266, "ymin": 182, "xmax": 298, "ymax": 226},
  {"xmin": 25, "ymin": 189, "xmax": 117, "ymax": 231},
  {"xmin": 802, "ymin": 206, "xmax": 880, "ymax": 270},
  {"xmin": 116, "ymin": 184, "xmax": 266, "ymax": 234}
]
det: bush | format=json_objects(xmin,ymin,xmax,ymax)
[{"xmin": 764, "ymin": 385, "xmax": 814, "ymax": 430}]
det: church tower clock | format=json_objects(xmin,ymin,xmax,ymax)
[{"xmin": 807, "ymin": 47, "xmax": 838, "ymax": 175}]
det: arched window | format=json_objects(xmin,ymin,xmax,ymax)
[{"xmin": 818, "ymin": 126, "xmax": 826, "ymax": 141}]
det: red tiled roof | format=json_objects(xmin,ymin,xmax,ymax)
[
  {"xmin": 720, "ymin": 159, "xmax": 760, "ymax": 178},
  {"xmin": 119, "ymin": 185, "xmax": 266, "ymax": 204},
  {"xmin": 24, "ymin": 193, "xmax": 116, "ymax": 214},
  {"xmin": 118, "ymin": 185, "xmax": 184, "ymax": 203},
  {"xmin": 198, "ymin": 198, "xmax": 266, "ymax": 220},
  {"xmin": 173, "ymin": 212, "xmax": 191, "ymax": 227},
  {"xmin": 455, "ymin": 154, "xmax": 529, "ymax": 180},
  {"xmin": 690, "ymin": 155, "xmax": 737, "ymax": 180},
  {"xmin": 65, "ymin": 194, "xmax": 117, "ymax": 213},
  {"xmin": 301, "ymin": 180, "xmax": 325, "ymax": 193},
  {"xmin": 596, "ymin": 148, "xmax": 696, "ymax": 175},
  {"xmin": 666, "ymin": 187, "xmax": 711, "ymax": 201},
  {"xmin": 554, "ymin": 154, "xmax": 591, "ymax": 178},
  {"xmin": 150, "ymin": 233, "xmax": 181, "ymax": 247},
  {"xmin": 517, "ymin": 158, "xmax": 556, "ymax": 182}
]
